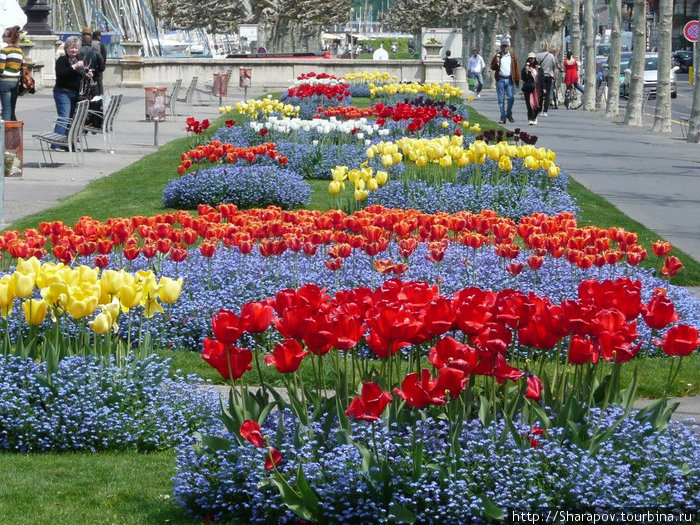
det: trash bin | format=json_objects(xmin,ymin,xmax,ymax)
[
  {"xmin": 145, "ymin": 87, "xmax": 167, "ymax": 121},
  {"xmin": 213, "ymin": 73, "xmax": 230, "ymax": 97},
  {"xmin": 4, "ymin": 121, "xmax": 23, "ymax": 177},
  {"xmin": 239, "ymin": 68, "xmax": 252, "ymax": 88}
]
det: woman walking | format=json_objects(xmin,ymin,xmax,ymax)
[
  {"xmin": 521, "ymin": 53, "xmax": 540, "ymax": 125},
  {"xmin": 0, "ymin": 25, "xmax": 24, "ymax": 121},
  {"xmin": 563, "ymin": 51, "xmax": 584, "ymax": 94}
]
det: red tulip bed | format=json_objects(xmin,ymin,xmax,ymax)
[{"xmin": 2, "ymin": 74, "xmax": 700, "ymax": 523}]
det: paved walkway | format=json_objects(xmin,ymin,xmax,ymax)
[
  {"xmin": 471, "ymin": 90, "xmax": 700, "ymax": 262},
  {"xmin": 1, "ymin": 86, "xmax": 247, "ymax": 226},
  {"xmin": 1, "ymin": 84, "xmax": 699, "ymax": 428}
]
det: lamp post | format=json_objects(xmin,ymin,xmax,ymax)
[{"xmin": 23, "ymin": 0, "xmax": 52, "ymax": 35}]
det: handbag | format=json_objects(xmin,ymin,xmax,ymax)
[{"xmin": 18, "ymin": 65, "xmax": 35, "ymax": 96}]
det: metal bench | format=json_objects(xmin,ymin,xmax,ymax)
[
  {"xmin": 33, "ymin": 99, "xmax": 90, "ymax": 167},
  {"xmin": 83, "ymin": 93, "xmax": 124, "ymax": 153}
]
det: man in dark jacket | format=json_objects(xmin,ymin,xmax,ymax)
[
  {"xmin": 79, "ymin": 27, "xmax": 104, "ymax": 96},
  {"xmin": 443, "ymin": 50, "xmax": 461, "ymax": 76},
  {"xmin": 92, "ymin": 30, "xmax": 108, "ymax": 96},
  {"xmin": 490, "ymin": 38, "xmax": 520, "ymax": 124}
]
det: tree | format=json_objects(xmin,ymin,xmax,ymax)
[
  {"xmin": 623, "ymin": 0, "xmax": 646, "ymax": 127},
  {"xmin": 605, "ymin": 0, "xmax": 622, "ymax": 117},
  {"xmin": 569, "ymin": 0, "xmax": 581, "ymax": 57},
  {"xmin": 688, "ymin": 34, "xmax": 700, "ymax": 142},
  {"xmin": 651, "ymin": 0, "xmax": 672, "ymax": 132},
  {"xmin": 582, "ymin": 0, "xmax": 596, "ymax": 110}
]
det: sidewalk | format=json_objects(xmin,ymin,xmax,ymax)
[
  {"xmin": 471, "ymin": 90, "xmax": 700, "ymax": 263},
  {"xmin": 1, "ymin": 87, "xmax": 248, "ymax": 227}
]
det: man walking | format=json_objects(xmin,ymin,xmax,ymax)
[
  {"xmin": 490, "ymin": 38, "xmax": 520, "ymax": 124},
  {"xmin": 468, "ymin": 49, "xmax": 485, "ymax": 97},
  {"xmin": 536, "ymin": 41, "xmax": 557, "ymax": 117}
]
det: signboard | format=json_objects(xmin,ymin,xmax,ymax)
[
  {"xmin": 239, "ymin": 68, "xmax": 251, "ymax": 88},
  {"xmin": 684, "ymin": 20, "xmax": 699, "ymax": 43},
  {"xmin": 239, "ymin": 24, "xmax": 258, "ymax": 43}
]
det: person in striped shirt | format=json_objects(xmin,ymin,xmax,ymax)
[{"xmin": 0, "ymin": 26, "xmax": 24, "ymax": 121}]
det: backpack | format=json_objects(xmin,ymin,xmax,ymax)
[{"xmin": 18, "ymin": 65, "xmax": 35, "ymax": 96}]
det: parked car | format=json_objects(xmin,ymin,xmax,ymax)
[
  {"xmin": 672, "ymin": 50, "xmax": 693, "ymax": 73},
  {"xmin": 622, "ymin": 53, "xmax": 678, "ymax": 98}
]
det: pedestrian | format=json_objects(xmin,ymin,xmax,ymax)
[
  {"xmin": 52, "ymin": 35, "xmax": 93, "ymax": 146},
  {"xmin": 468, "ymin": 48, "xmax": 485, "ymax": 97},
  {"xmin": 563, "ymin": 51, "xmax": 584, "ymax": 94},
  {"xmin": 490, "ymin": 38, "xmax": 520, "ymax": 124},
  {"xmin": 549, "ymin": 45, "xmax": 563, "ymax": 109},
  {"xmin": 79, "ymin": 27, "xmax": 104, "ymax": 96},
  {"xmin": 535, "ymin": 40, "xmax": 556, "ymax": 117},
  {"xmin": 443, "ymin": 50, "xmax": 461, "ymax": 76},
  {"xmin": 521, "ymin": 53, "xmax": 541, "ymax": 125},
  {"xmin": 92, "ymin": 30, "xmax": 108, "ymax": 96},
  {"xmin": 0, "ymin": 25, "xmax": 24, "ymax": 121}
]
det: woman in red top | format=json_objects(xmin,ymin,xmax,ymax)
[{"xmin": 563, "ymin": 51, "xmax": 584, "ymax": 93}]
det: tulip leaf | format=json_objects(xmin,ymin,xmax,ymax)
[
  {"xmin": 389, "ymin": 501, "xmax": 416, "ymax": 523},
  {"xmin": 218, "ymin": 395, "xmax": 241, "ymax": 439},
  {"xmin": 287, "ymin": 389, "xmax": 309, "ymax": 427},
  {"xmin": 477, "ymin": 494, "xmax": 505, "ymax": 520},
  {"xmin": 201, "ymin": 434, "xmax": 234, "ymax": 453},
  {"xmin": 270, "ymin": 469, "xmax": 321, "ymax": 523},
  {"xmin": 425, "ymin": 462, "xmax": 448, "ymax": 480},
  {"xmin": 478, "ymin": 395, "xmax": 492, "ymax": 427},
  {"xmin": 411, "ymin": 440, "xmax": 423, "ymax": 481},
  {"xmin": 257, "ymin": 402, "xmax": 276, "ymax": 427},
  {"xmin": 335, "ymin": 392, "xmax": 350, "ymax": 433},
  {"xmin": 527, "ymin": 399, "xmax": 551, "ymax": 430}
]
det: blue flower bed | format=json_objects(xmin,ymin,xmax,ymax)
[
  {"xmin": 84, "ymin": 243, "xmax": 700, "ymax": 352},
  {"xmin": 0, "ymin": 354, "xmax": 218, "ymax": 452},
  {"xmin": 274, "ymin": 139, "xmax": 368, "ymax": 179},
  {"xmin": 348, "ymin": 84, "xmax": 371, "ymax": 98},
  {"xmin": 173, "ymin": 408, "xmax": 700, "ymax": 523},
  {"xmin": 278, "ymin": 93, "xmax": 352, "ymax": 119},
  {"xmin": 162, "ymin": 164, "xmax": 312, "ymax": 210}
]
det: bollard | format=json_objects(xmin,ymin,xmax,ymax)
[{"xmin": 690, "ymin": 66, "xmax": 694, "ymax": 86}]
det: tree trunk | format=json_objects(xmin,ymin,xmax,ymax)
[
  {"xmin": 623, "ymin": 0, "xmax": 647, "ymax": 127},
  {"xmin": 651, "ymin": 0, "xmax": 672, "ymax": 132},
  {"xmin": 689, "ymin": 46, "xmax": 700, "ymax": 142},
  {"xmin": 582, "ymin": 0, "xmax": 596, "ymax": 110},
  {"xmin": 570, "ymin": 0, "xmax": 581, "ymax": 57},
  {"xmin": 482, "ymin": 13, "xmax": 499, "ymax": 88},
  {"xmin": 605, "ymin": 0, "xmax": 622, "ymax": 117}
]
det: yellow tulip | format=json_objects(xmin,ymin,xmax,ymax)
[
  {"xmin": 331, "ymin": 166, "xmax": 348, "ymax": 181},
  {"xmin": 439, "ymin": 155, "xmax": 452, "ymax": 168},
  {"xmin": 119, "ymin": 283, "xmax": 143, "ymax": 311},
  {"xmin": 66, "ymin": 288, "xmax": 99, "ymax": 319},
  {"xmin": 16, "ymin": 256, "xmax": 40, "ymax": 276},
  {"xmin": 90, "ymin": 312, "xmax": 112, "ymax": 335},
  {"xmin": 0, "ymin": 275, "xmax": 15, "ymax": 317},
  {"xmin": 100, "ymin": 269, "xmax": 124, "ymax": 296},
  {"xmin": 329, "ymin": 180, "xmax": 341, "ymax": 195},
  {"xmin": 12, "ymin": 271, "xmax": 36, "ymax": 299},
  {"xmin": 22, "ymin": 298, "xmax": 48, "ymax": 326},
  {"xmin": 548, "ymin": 165, "xmax": 560, "ymax": 178},
  {"xmin": 375, "ymin": 170, "xmax": 388, "ymax": 185},
  {"xmin": 348, "ymin": 170, "xmax": 360, "ymax": 184},
  {"xmin": 415, "ymin": 156, "xmax": 428, "ymax": 168},
  {"xmin": 136, "ymin": 270, "xmax": 158, "ymax": 295},
  {"xmin": 41, "ymin": 281, "xmax": 69, "ymax": 310},
  {"xmin": 142, "ymin": 292, "xmax": 164, "ymax": 319},
  {"xmin": 441, "ymin": 121, "xmax": 449, "ymax": 129},
  {"xmin": 391, "ymin": 152, "xmax": 402, "ymax": 164},
  {"xmin": 524, "ymin": 155, "xmax": 538, "ymax": 170},
  {"xmin": 75, "ymin": 265, "xmax": 99, "ymax": 284},
  {"xmin": 367, "ymin": 178, "xmax": 378, "ymax": 191},
  {"xmin": 380, "ymin": 154, "xmax": 393, "ymax": 167},
  {"xmin": 158, "ymin": 277, "xmax": 183, "ymax": 304},
  {"xmin": 498, "ymin": 156, "xmax": 513, "ymax": 172},
  {"xmin": 354, "ymin": 189, "xmax": 369, "ymax": 202}
]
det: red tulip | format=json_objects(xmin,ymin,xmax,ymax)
[
  {"xmin": 525, "ymin": 375, "xmax": 543, "ymax": 401},
  {"xmin": 239, "ymin": 301, "xmax": 274, "ymax": 334},
  {"xmin": 265, "ymin": 448, "xmax": 283, "ymax": 470},
  {"xmin": 329, "ymin": 315, "xmax": 365, "ymax": 350},
  {"xmin": 240, "ymin": 420, "xmax": 265, "ymax": 447},
  {"xmin": 652, "ymin": 241, "xmax": 672, "ymax": 257},
  {"xmin": 345, "ymin": 382, "xmax": 393, "ymax": 421},
  {"xmin": 567, "ymin": 335, "xmax": 598, "ymax": 364},
  {"xmin": 93, "ymin": 254, "xmax": 109, "ymax": 268},
  {"xmin": 661, "ymin": 256, "xmax": 683, "ymax": 277},
  {"xmin": 656, "ymin": 325, "xmax": 700, "ymax": 357},
  {"xmin": 431, "ymin": 366, "xmax": 467, "ymax": 399},
  {"xmin": 640, "ymin": 289, "xmax": 679, "ymax": 330},
  {"xmin": 212, "ymin": 309, "xmax": 244, "ymax": 344},
  {"xmin": 265, "ymin": 339, "xmax": 308, "ymax": 373},
  {"xmin": 201, "ymin": 338, "xmax": 253, "ymax": 380},
  {"xmin": 428, "ymin": 336, "xmax": 478, "ymax": 375},
  {"xmin": 393, "ymin": 369, "xmax": 446, "ymax": 408}
]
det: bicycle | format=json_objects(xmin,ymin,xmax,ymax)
[{"xmin": 564, "ymin": 84, "xmax": 582, "ymax": 110}]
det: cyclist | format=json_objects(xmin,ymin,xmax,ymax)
[{"xmin": 563, "ymin": 51, "xmax": 584, "ymax": 94}]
